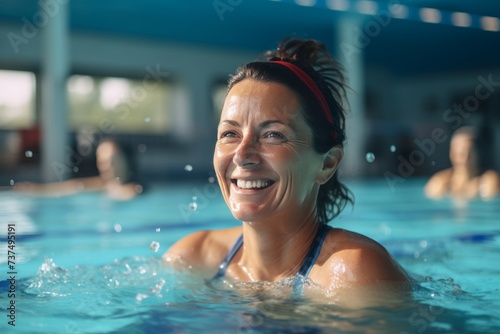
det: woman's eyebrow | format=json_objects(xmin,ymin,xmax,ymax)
[
  {"xmin": 259, "ymin": 120, "xmax": 295, "ymax": 131},
  {"xmin": 217, "ymin": 119, "xmax": 296, "ymax": 131},
  {"xmin": 218, "ymin": 120, "xmax": 240, "ymax": 127}
]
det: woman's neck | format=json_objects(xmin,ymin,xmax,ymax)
[
  {"xmin": 453, "ymin": 164, "xmax": 478, "ymax": 180},
  {"xmin": 237, "ymin": 212, "xmax": 320, "ymax": 282}
]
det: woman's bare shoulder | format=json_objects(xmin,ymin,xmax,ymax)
[
  {"xmin": 425, "ymin": 168, "xmax": 453, "ymax": 198},
  {"xmin": 313, "ymin": 228, "xmax": 409, "ymax": 286},
  {"xmin": 479, "ymin": 170, "xmax": 500, "ymax": 198},
  {"xmin": 162, "ymin": 226, "xmax": 242, "ymax": 269}
]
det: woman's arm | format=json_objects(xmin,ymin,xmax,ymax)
[
  {"xmin": 14, "ymin": 176, "xmax": 105, "ymax": 196},
  {"xmin": 479, "ymin": 170, "xmax": 500, "ymax": 198}
]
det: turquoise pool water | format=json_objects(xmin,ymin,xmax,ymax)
[{"xmin": 1, "ymin": 179, "xmax": 499, "ymax": 333}]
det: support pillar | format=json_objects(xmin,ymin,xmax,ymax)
[
  {"xmin": 40, "ymin": 0, "xmax": 70, "ymax": 182},
  {"xmin": 334, "ymin": 14, "xmax": 368, "ymax": 178}
]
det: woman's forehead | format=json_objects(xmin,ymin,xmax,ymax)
[{"xmin": 221, "ymin": 80, "xmax": 301, "ymax": 122}]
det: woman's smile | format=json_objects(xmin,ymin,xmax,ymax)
[{"xmin": 233, "ymin": 179, "xmax": 274, "ymax": 190}]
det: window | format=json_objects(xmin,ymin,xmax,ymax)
[
  {"xmin": 68, "ymin": 75, "xmax": 173, "ymax": 134},
  {"xmin": 212, "ymin": 82, "xmax": 228, "ymax": 122},
  {"xmin": 0, "ymin": 69, "xmax": 36, "ymax": 129}
]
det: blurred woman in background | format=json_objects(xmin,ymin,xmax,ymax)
[
  {"xmin": 15, "ymin": 138, "xmax": 142, "ymax": 200},
  {"xmin": 425, "ymin": 126, "xmax": 500, "ymax": 199}
]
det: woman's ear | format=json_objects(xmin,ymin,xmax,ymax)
[{"xmin": 317, "ymin": 145, "xmax": 343, "ymax": 185}]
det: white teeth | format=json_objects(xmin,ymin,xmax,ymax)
[{"xmin": 236, "ymin": 179, "xmax": 270, "ymax": 189}]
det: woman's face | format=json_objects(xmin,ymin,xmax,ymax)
[
  {"xmin": 450, "ymin": 133, "xmax": 477, "ymax": 169},
  {"xmin": 96, "ymin": 141, "xmax": 128, "ymax": 183},
  {"xmin": 214, "ymin": 79, "xmax": 328, "ymax": 223}
]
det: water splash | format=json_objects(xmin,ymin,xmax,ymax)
[
  {"xmin": 16, "ymin": 257, "xmax": 487, "ymax": 334},
  {"xmin": 150, "ymin": 241, "xmax": 160, "ymax": 252}
]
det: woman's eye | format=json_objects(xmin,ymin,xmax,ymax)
[
  {"xmin": 220, "ymin": 131, "xmax": 237, "ymax": 139},
  {"xmin": 265, "ymin": 132, "xmax": 286, "ymax": 139}
]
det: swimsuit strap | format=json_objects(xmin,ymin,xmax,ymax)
[
  {"xmin": 213, "ymin": 234, "xmax": 243, "ymax": 280},
  {"xmin": 297, "ymin": 224, "xmax": 332, "ymax": 277},
  {"xmin": 292, "ymin": 224, "xmax": 332, "ymax": 296}
]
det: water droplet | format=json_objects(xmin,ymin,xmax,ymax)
[
  {"xmin": 431, "ymin": 161, "xmax": 436, "ymax": 166},
  {"xmin": 150, "ymin": 241, "xmax": 160, "ymax": 252},
  {"xmin": 184, "ymin": 164, "xmax": 193, "ymax": 172},
  {"xmin": 135, "ymin": 185, "xmax": 143, "ymax": 194},
  {"xmin": 114, "ymin": 224, "xmax": 122, "ymax": 233},
  {"xmin": 390, "ymin": 145, "xmax": 396, "ymax": 153},
  {"xmin": 144, "ymin": 117, "xmax": 151, "ymax": 123},
  {"xmin": 208, "ymin": 176, "xmax": 216, "ymax": 183},
  {"xmin": 137, "ymin": 144, "xmax": 147, "ymax": 153},
  {"xmin": 155, "ymin": 228, "xmax": 161, "ymax": 232},
  {"xmin": 188, "ymin": 202, "xmax": 198, "ymax": 211},
  {"xmin": 10, "ymin": 180, "xmax": 15, "ymax": 186},
  {"xmin": 73, "ymin": 167, "xmax": 79, "ymax": 172},
  {"xmin": 25, "ymin": 150, "xmax": 33, "ymax": 158},
  {"xmin": 419, "ymin": 240, "xmax": 428, "ymax": 248},
  {"xmin": 365, "ymin": 152, "xmax": 375, "ymax": 163}
]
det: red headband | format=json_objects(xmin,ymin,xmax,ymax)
[{"xmin": 270, "ymin": 60, "xmax": 336, "ymax": 139}]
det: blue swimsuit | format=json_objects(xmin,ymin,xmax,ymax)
[{"xmin": 213, "ymin": 224, "xmax": 332, "ymax": 296}]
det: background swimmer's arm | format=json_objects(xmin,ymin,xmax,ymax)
[
  {"xmin": 14, "ymin": 176, "xmax": 105, "ymax": 196},
  {"xmin": 424, "ymin": 169, "xmax": 452, "ymax": 199},
  {"xmin": 479, "ymin": 170, "xmax": 500, "ymax": 198}
]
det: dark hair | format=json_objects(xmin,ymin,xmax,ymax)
[{"xmin": 227, "ymin": 37, "xmax": 354, "ymax": 223}]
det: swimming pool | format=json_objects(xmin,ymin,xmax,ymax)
[{"xmin": 1, "ymin": 179, "xmax": 499, "ymax": 333}]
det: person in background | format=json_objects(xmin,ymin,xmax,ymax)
[
  {"xmin": 15, "ymin": 138, "xmax": 142, "ymax": 200},
  {"xmin": 163, "ymin": 37, "xmax": 409, "ymax": 307},
  {"xmin": 425, "ymin": 126, "xmax": 500, "ymax": 199}
]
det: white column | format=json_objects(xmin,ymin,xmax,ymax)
[
  {"xmin": 40, "ymin": 0, "xmax": 70, "ymax": 182},
  {"xmin": 334, "ymin": 14, "xmax": 367, "ymax": 178}
]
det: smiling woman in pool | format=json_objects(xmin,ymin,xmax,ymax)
[{"xmin": 164, "ymin": 38, "xmax": 408, "ymax": 300}]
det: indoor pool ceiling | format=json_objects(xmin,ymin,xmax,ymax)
[{"xmin": 1, "ymin": 0, "xmax": 499, "ymax": 76}]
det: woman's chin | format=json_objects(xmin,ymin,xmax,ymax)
[{"xmin": 229, "ymin": 201, "xmax": 271, "ymax": 223}]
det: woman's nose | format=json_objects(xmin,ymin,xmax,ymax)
[{"xmin": 233, "ymin": 136, "xmax": 260, "ymax": 167}]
